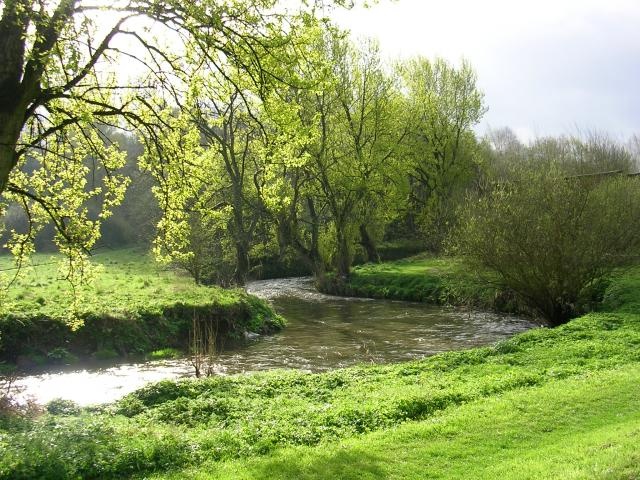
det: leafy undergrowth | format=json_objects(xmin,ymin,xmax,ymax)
[
  {"xmin": 0, "ymin": 248, "xmax": 284, "ymax": 364},
  {"xmin": 1, "ymin": 266, "xmax": 639, "ymax": 478},
  {"xmin": 318, "ymin": 254, "xmax": 519, "ymax": 309},
  {"xmin": 155, "ymin": 366, "xmax": 640, "ymax": 480}
]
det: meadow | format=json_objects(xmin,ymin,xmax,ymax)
[{"xmin": 319, "ymin": 254, "xmax": 522, "ymax": 313}]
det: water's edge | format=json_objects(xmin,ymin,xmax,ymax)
[{"xmin": 12, "ymin": 277, "xmax": 537, "ymax": 405}]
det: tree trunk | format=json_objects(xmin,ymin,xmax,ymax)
[
  {"xmin": 306, "ymin": 196, "xmax": 324, "ymax": 276},
  {"xmin": 234, "ymin": 239, "xmax": 250, "ymax": 285},
  {"xmin": 275, "ymin": 209, "xmax": 325, "ymax": 278},
  {"xmin": 335, "ymin": 227, "xmax": 351, "ymax": 278},
  {"xmin": 0, "ymin": 2, "xmax": 28, "ymax": 193},
  {"xmin": 0, "ymin": 113, "xmax": 22, "ymax": 194},
  {"xmin": 359, "ymin": 224, "xmax": 380, "ymax": 263}
]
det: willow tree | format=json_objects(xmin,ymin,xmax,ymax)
[
  {"xmin": 309, "ymin": 37, "xmax": 405, "ymax": 276},
  {"xmin": 398, "ymin": 57, "xmax": 486, "ymax": 249}
]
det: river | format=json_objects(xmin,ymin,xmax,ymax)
[{"xmin": 11, "ymin": 277, "xmax": 538, "ymax": 405}]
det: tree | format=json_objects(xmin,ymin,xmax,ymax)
[
  {"xmin": 453, "ymin": 141, "xmax": 640, "ymax": 326},
  {"xmin": 0, "ymin": 0, "xmax": 353, "ymax": 291},
  {"xmin": 484, "ymin": 127, "xmax": 522, "ymax": 155},
  {"xmin": 135, "ymin": 8, "xmax": 337, "ymax": 285},
  {"xmin": 293, "ymin": 36, "xmax": 404, "ymax": 277},
  {"xmin": 398, "ymin": 57, "xmax": 486, "ymax": 250},
  {"xmin": 147, "ymin": 65, "xmax": 268, "ymax": 285},
  {"xmin": 192, "ymin": 76, "xmax": 263, "ymax": 285}
]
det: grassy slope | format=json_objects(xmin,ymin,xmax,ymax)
[
  {"xmin": 2, "ymin": 265, "xmax": 640, "ymax": 478},
  {"xmin": 0, "ymin": 248, "xmax": 245, "ymax": 318},
  {"xmin": 158, "ymin": 366, "xmax": 640, "ymax": 480},
  {"xmin": 0, "ymin": 248, "xmax": 283, "ymax": 363},
  {"xmin": 319, "ymin": 255, "xmax": 512, "ymax": 310}
]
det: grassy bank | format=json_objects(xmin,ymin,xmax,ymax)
[
  {"xmin": 0, "ymin": 248, "xmax": 284, "ymax": 366},
  {"xmin": 1, "ymin": 267, "xmax": 639, "ymax": 478},
  {"xmin": 318, "ymin": 255, "xmax": 522, "ymax": 312},
  {"xmin": 156, "ymin": 365, "xmax": 640, "ymax": 480}
]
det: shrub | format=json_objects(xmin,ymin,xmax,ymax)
[
  {"xmin": 46, "ymin": 399, "xmax": 80, "ymax": 416},
  {"xmin": 453, "ymin": 163, "xmax": 640, "ymax": 326},
  {"xmin": 46, "ymin": 348, "xmax": 78, "ymax": 364},
  {"xmin": 93, "ymin": 348, "xmax": 119, "ymax": 360},
  {"xmin": 148, "ymin": 348, "xmax": 183, "ymax": 360}
]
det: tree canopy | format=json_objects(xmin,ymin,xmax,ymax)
[
  {"xmin": 0, "ymin": 0, "xmax": 352, "ymax": 288},
  {"xmin": 0, "ymin": 0, "xmax": 491, "ymax": 301}
]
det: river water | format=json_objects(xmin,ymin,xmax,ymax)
[{"xmin": 12, "ymin": 277, "xmax": 537, "ymax": 405}]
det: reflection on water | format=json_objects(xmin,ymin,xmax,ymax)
[{"xmin": 13, "ymin": 277, "xmax": 538, "ymax": 405}]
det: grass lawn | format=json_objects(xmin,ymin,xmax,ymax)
[
  {"xmin": 157, "ymin": 366, "xmax": 640, "ymax": 480},
  {"xmin": 0, "ymin": 247, "xmax": 244, "ymax": 318}
]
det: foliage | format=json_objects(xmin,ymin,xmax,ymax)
[
  {"xmin": 46, "ymin": 399, "xmax": 80, "ymax": 416},
  {"xmin": 148, "ymin": 348, "xmax": 184, "ymax": 361},
  {"xmin": 261, "ymin": 33, "xmax": 410, "ymax": 278},
  {"xmin": 143, "ymin": 24, "xmax": 487, "ymax": 284},
  {"xmin": 398, "ymin": 57, "xmax": 486, "ymax": 250},
  {"xmin": 1, "ymin": 270, "xmax": 640, "ymax": 478},
  {"xmin": 0, "ymin": 0, "xmax": 357, "ymax": 313},
  {"xmin": 453, "ymin": 156, "xmax": 640, "ymax": 325},
  {"xmin": 153, "ymin": 366, "xmax": 640, "ymax": 480}
]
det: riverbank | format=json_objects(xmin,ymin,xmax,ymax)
[
  {"xmin": 317, "ymin": 254, "xmax": 523, "ymax": 313},
  {"xmin": 1, "ymin": 268, "xmax": 638, "ymax": 478},
  {"xmin": 0, "ymin": 249, "xmax": 284, "ymax": 368}
]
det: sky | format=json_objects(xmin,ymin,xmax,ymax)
[{"xmin": 332, "ymin": 0, "xmax": 640, "ymax": 142}]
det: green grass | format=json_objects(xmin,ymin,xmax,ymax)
[
  {"xmin": 1, "ymin": 267, "xmax": 640, "ymax": 478},
  {"xmin": 1, "ymin": 257, "xmax": 639, "ymax": 479},
  {"xmin": 0, "ymin": 248, "xmax": 283, "ymax": 363},
  {"xmin": 320, "ymin": 254, "xmax": 515, "ymax": 310},
  {"xmin": 148, "ymin": 348, "xmax": 184, "ymax": 360},
  {"xmin": 154, "ymin": 366, "xmax": 640, "ymax": 480},
  {"xmin": 0, "ymin": 248, "xmax": 244, "ymax": 318}
]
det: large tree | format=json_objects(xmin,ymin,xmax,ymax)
[
  {"xmin": 398, "ymin": 57, "xmax": 486, "ymax": 249},
  {"xmin": 279, "ymin": 34, "xmax": 405, "ymax": 278},
  {"xmin": 0, "ymin": 0, "xmax": 352, "ymax": 287}
]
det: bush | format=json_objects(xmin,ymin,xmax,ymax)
[
  {"xmin": 93, "ymin": 348, "xmax": 119, "ymax": 360},
  {"xmin": 147, "ymin": 348, "xmax": 183, "ymax": 360},
  {"xmin": 46, "ymin": 399, "xmax": 80, "ymax": 416},
  {"xmin": 46, "ymin": 347, "xmax": 78, "ymax": 365},
  {"xmin": 453, "ymin": 163, "xmax": 640, "ymax": 325}
]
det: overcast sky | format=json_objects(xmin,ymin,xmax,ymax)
[{"xmin": 333, "ymin": 0, "xmax": 640, "ymax": 142}]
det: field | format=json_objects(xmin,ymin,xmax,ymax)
[
  {"xmin": 319, "ymin": 254, "xmax": 519, "ymax": 312},
  {"xmin": 0, "ymin": 248, "xmax": 246, "ymax": 318}
]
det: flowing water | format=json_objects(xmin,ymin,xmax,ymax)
[{"xmin": 12, "ymin": 277, "xmax": 538, "ymax": 405}]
